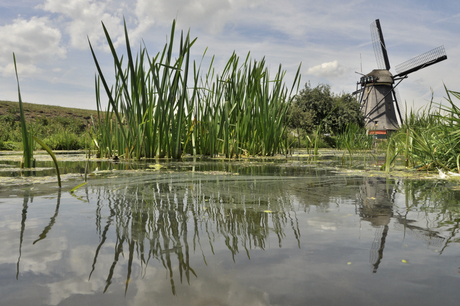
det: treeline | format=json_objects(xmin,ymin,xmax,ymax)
[{"xmin": 286, "ymin": 83, "xmax": 367, "ymax": 149}]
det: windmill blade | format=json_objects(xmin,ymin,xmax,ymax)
[
  {"xmin": 394, "ymin": 45, "xmax": 447, "ymax": 77},
  {"xmin": 371, "ymin": 19, "xmax": 391, "ymax": 70}
]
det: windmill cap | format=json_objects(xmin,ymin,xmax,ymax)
[{"xmin": 366, "ymin": 69, "xmax": 394, "ymax": 84}]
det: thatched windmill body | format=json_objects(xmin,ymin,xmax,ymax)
[{"xmin": 354, "ymin": 19, "xmax": 447, "ymax": 138}]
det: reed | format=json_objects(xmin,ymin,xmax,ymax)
[
  {"xmin": 32, "ymin": 136, "xmax": 61, "ymax": 188},
  {"xmin": 89, "ymin": 20, "xmax": 301, "ymax": 160},
  {"xmin": 335, "ymin": 123, "xmax": 373, "ymax": 151},
  {"xmin": 13, "ymin": 53, "xmax": 62, "ymax": 187},
  {"xmin": 13, "ymin": 53, "xmax": 34, "ymax": 168},
  {"xmin": 383, "ymin": 87, "xmax": 460, "ymax": 172}
]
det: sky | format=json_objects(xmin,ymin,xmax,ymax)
[{"xmin": 0, "ymin": 0, "xmax": 459, "ymax": 112}]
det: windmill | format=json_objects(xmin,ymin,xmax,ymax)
[{"xmin": 353, "ymin": 19, "xmax": 447, "ymax": 138}]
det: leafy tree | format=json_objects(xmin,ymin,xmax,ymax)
[{"xmin": 288, "ymin": 83, "xmax": 364, "ymax": 134}]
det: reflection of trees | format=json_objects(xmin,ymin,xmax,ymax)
[{"xmin": 89, "ymin": 174, "xmax": 302, "ymax": 294}]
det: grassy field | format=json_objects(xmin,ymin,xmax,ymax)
[
  {"xmin": 0, "ymin": 100, "xmax": 100, "ymax": 151},
  {"xmin": 0, "ymin": 100, "xmax": 97, "ymax": 124}
]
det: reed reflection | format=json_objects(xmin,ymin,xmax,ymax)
[
  {"xmin": 89, "ymin": 174, "xmax": 302, "ymax": 294},
  {"xmin": 16, "ymin": 188, "xmax": 61, "ymax": 279},
  {"xmin": 395, "ymin": 179, "xmax": 455, "ymax": 253},
  {"xmin": 13, "ymin": 169, "xmax": 460, "ymax": 298},
  {"xmin": 16, "ymin": 188, "xmax": 32, "ymax": 280},
  {"xmin": 33, "ymin": 190, "xmax": 62, "ymax": 245}
]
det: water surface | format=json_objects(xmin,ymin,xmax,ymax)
[{"xmin": 1, "ymin": 158, "xmax": 460, "ymax": 305}]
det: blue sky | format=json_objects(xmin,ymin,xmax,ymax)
[{"xmin": 1, "ymin": 0, "xmax": 459, "ymax": 112}]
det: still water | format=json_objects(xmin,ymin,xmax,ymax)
[{"xmin": 1, "ymin": 158, "xmax": 460, "ymax": 305}]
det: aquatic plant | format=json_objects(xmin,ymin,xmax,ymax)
[
  {"xmin": 89, "ymin": 19, "xmax": 301, "ymax": 159},
  {"xmin": 13, "ymin": 53, "xmax": 34, "ymax": 168},
  {"xmin": 335, "ymin": 122, "xmax": 374, "ymax": 151},
  {"xmin": 13, "ymin": 54, "xmax": 62, "ymax": 187},
  {"xmin": 32, "ymin": 136, "xmax": 61, "ymax": 188},
  {"xmin": 383, "ymin": 87, "xmax": 460, "ymax": 172}
]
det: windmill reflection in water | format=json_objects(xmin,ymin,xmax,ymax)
[{"xmin": 357, "ymin": 177, "xmax": 445, "ymax": 273}]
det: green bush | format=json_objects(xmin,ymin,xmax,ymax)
[
  {"xmin": 288, "ymin": 83, "xmax": 364, "ymax": 134},
  {"xmin": 0, "ymin": 113, "xmax": 90, "ymax": 151},
  {"xmin": 44, "ymin": 130, "xmax": 85, "ymax": 150}
]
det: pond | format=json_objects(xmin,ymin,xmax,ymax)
[{"xmin": 1, "ymin": 152, "xmax": 460, "ymax": 305}]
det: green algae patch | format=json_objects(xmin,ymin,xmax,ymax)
[{"xmin": 0, "ymin": 173, "xmax": 82, "ymax": 187}]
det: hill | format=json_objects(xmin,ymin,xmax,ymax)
[{"xmin": 0, "ymin": 100, "xmax": 99, "ymax": 124}]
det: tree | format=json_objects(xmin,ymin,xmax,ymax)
[{"xmin": 288, "ymin": 83, "xmax": 364, "ymax": 134}]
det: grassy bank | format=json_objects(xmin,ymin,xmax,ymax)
[{"xmin": 0, "ymin": 100, "xmax": 98, "ymax": 151}]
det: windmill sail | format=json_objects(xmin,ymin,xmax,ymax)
[
  {"xmin": 355, "ymin": 19, "xmax": 447, "ymax": 137},
  {"xmin": 371, "ymin": 19, "xmax": 390, "ymax": 70},
  {"xmin": 394, "ymin": 46, "xmax": 447, "ymax": 77}
]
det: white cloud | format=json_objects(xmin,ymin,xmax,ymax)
[
  {"xmin": 134, "ymin": 0, "xmax": 266, "ymax": 34},
  {"xmin": 306, "ymin": 60, "xmax": 348, "ymax": 78},
  {"xmin": 1, "ymin": 63, "xmax": 42, "ymax": 78},
  {"xmin": 0, "ymin": 16, "xmax": 65, "ymax": 76},
  {"xmin": 39, "ymin": 0, "xmax": 125, "ymax": 49},
  {"xmin": 0, "ymin": 0, "xmax": 458, "ymax": 110}
]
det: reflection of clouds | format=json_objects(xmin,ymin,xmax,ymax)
[
  {"xmin": 46, "ymin": 244, "xmax": 121, "ymax": 305},
  {"xmin": 45, "ymin": 244, "xmax": 271, "ymax": 305},
  {"xmin": 21, "ymin": 236, "xmax": 67, "ymax": 275},
  {"xmin": 308, "ymin": 218, "xmax": 338, "ymax": 231},
  {"xmin": 0, "ymin": 218, "xmax": 66, "ymax": 275},
  {"xmin": 4, "ymin": 172, "xmax": 460, "ymax": 305},
  {"xmin": 132, "ymin": 264, "xmax": 270, "ymax": 306}
]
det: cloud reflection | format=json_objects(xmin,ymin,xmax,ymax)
[{"xmin": 2, "ymin": 170, "xmax": 460, "ymax": 304}]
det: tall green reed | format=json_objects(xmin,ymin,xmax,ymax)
[
  {"xmin": 335, "ymin": 123, "xmax": 374, "ymax": 167},
  {"xmin": 89, "ymin": 20, "xmax": 301, "ymax": 160},
  {"xmin": 335, "ymin": 123, "xmax": 374, "ymax": 151},
  {"xmin": 383, "ymin": 87, "xmax": 460, "ymax": 172},
  {"xmin": 89, "ymin": 19, "xmax": 198, "ymax": 159},
  {"xmin": 13, "ymin": 53, "xmax": 61, "ymax": 187},
  {"xmin": 32, "ymin": 136, "xmax": 61, "ymax": 188},
  {"xmin": 13, "ymin": 53, "xmax": 34, "ymax": 168}
]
